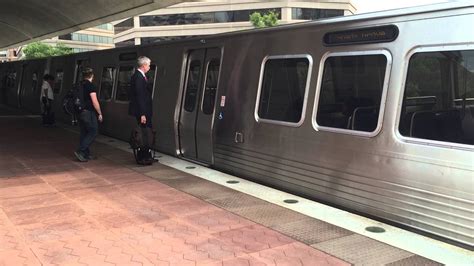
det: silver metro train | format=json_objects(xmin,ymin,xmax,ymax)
[{"xmin": 1, "ymin": 2, "xmax": 473, "ymax": 248}]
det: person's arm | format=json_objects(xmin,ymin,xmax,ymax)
[{"xmin": 90, "ymin": 92, "xmax": 103, "ymax": 122}]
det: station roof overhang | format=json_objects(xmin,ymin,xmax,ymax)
[{"xmin": 0, "ymin": 0, "xmax": 195, "ymax": 49}]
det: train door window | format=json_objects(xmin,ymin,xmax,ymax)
[
  {"xmin": 7, "ymin": 71, "xmax": 16, "ymax": 88},
  {"xmin": 74, "ymin": 59, "xmax": 90, "ymax": 83},
  {"xmin": 99, "ymin": 67, "xmax": 116, "ymax": 101},
  {"xmin": 314, "ymin": 51, "xmax": 390, "ymax": 136},
  {"xmin": 31, "ymin": 72, "xmax": 38, "ymax": 92},
  {"xmin": 255, "ymin": 55, "xmax": 312, "ymax": 126},
  {"xmin": 146, "ymin": 64, "xmax": 157, "ymax": 97},
  {"xmin": 54, "ymin": 70, "xmax": 63, "ymax": 94},
  {"xmin": 115, "ymin": 65, "xmax": 134, "ymax": 102},
  {"xmin": 201, "ymin": 60, "xmax": 220, "ymax": 115},
  {"xmin": 184, "ymin": 60, "xmax": 202, "ymax": 112},
  {"xmin": 399, "ymin": 49, "xmax": 474, "ymax": 146}
]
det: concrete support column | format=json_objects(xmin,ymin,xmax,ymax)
[
  {"xmin": 133, "ymin": 16, "xmax": 140, "ymax": 27},
  {"xmin": 281, "ymin": 7, "xmax": 292, "ymax": 22}
]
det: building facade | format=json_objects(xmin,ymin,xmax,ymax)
[
  {"xmin": 114, "ymin": 0, "xmax": 356, "ymax": 47},
  {"xmin": 44, "ymin": 24, "xmax": 115, "ymax": 53},
  {"xmin": 2, "ymin": 24, "xmax": 115, "ymax": 61},
  {"xmin": 0, "ymin": 49, "xmax": 16, "ymax": 62}
]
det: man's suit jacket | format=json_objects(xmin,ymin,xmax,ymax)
[{"xmin": 129, "ymin": 70, "xmax": 152, "ymax": 118}]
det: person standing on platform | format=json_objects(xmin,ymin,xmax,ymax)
[
  {"xmin": 129, "ymin": 56, "xmax": 154, "ymax": 163},
  {"xmin": 40, "ymin": 74, "xmax": 55, "ymax": 126},
  {"xmin": 74, "ymin": 67, "xmax": 103, "ymax": 162}
]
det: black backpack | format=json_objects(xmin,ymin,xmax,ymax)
[{"xmin": 62, "ymin": 82, "xmax": 85, "ymax": 115}]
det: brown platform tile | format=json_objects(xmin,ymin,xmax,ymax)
[
  {"xmin": 183, "ymin": 209, "xmax": 255, "ymax": 234},
  {"xmin": 0, "ymin": 183, "xmax": 57, "ymax": 199},
  {"xmin": 49, "ymin": 176, "xmax": 112, "ymax": 192},
  {"xmin": 0, "ymin": 192, "xmax": 70, "ymax": 212},
  {"xmin": 213, "ymin": 224, "xmax": 296, "ymax": 253},
  {"xmin": 6, "ymin": 203, "xmax": 85, "ymax": 226}
]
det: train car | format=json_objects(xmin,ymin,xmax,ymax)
[{"xmin": 1, "ymin": 2, "xmax": 472, "ymax": 248}]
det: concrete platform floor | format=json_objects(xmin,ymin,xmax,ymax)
[{"xmin": 0, "ymin": 112, "xmax": 445, "ymax": 265}]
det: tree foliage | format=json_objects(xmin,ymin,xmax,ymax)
[
  {"xmin": 250, "ymin": 11, "xmax": 279, "ymax": 28},
  {"xmin": 22, "ymin": 42, "xmax": 73, "ymax": 60}
]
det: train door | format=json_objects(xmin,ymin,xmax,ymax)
[{"xmin": 179, "ymin": 48, "xmax": 221, "ymax": 164}]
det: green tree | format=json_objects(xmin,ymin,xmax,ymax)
[
  {"xmin": 250, "ymin": 11, "xmax": 279, "ymax": 28},
  {"xmin": 22, "ymin": 42, "xmax": 73, "ymax": 60}
]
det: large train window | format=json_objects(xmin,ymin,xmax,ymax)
[
  {"xmin": 53, "ymin": 70, "xmax": 63, "ymax": 94},
  {"xmin": 99, "ymin": 67, "xmax": 116, "ymax": 101},
  {"xmin": 399, "ymin": 49, "xmax": 474, "ymax": 146},
  {"xmin": 314, "ymin": 51, "xmax": 390, "ymax": 136},
  {"xmin": 184, "ymin": 60, "xmax": 201, "ymax": 112},
  {"xmin": 255, "ymin": 55, "xmax": 312, "ymax": 126},
  {"xmin": 202, "ymin": 60, "xmax": 220, "ymax": 115},
  {"xmin": 115, "ymin": 65, "xmax": 134, "ymax": 102}
]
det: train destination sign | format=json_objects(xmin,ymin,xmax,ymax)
[{"xmin": 323, "ymin": 25, "xmax": 399, "ymax": 46}]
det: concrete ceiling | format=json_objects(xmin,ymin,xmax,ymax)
[{"xmin": 0, "ymin": 0, "xmax": 194, "ymax": 49}]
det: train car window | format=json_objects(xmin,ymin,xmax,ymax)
[
  {"xmin": 115, "ymin": 66, "xmax": 134, "ymax": 102},
  {"xmin": 146, "ymin": 64, "xmax": 157, "ymax": 97},
  {"xmin": 99, "ymin": 67, "xmax": 116, "ymax": 101},
  {"xmin": 184, "ymin": 60, "xmax": 202, "ymax": 112},
  {"xmin": 31, "ymin": 72, "xmax": 38, "ymax": 92},
  {"xmin": 399, "ymin": 49, "xmax": 474, "ymax": 146},
  {"xmin": 256, "ymin": 56, "xmax": 311, "ymax": 126},
  {"xmin": 315, "ymin": 53, "xmax": 387, "ymax": 134},
  {"xmin": 53, "ymin": 70, "xmax": 63, "ymax": 94},
  {"xmin": 7, "ymin": 71, "xmax": 16, "ymax": 88},
  {"xmin": 202, "ymin": 60, "xmax": 220, "ymax": 115}
]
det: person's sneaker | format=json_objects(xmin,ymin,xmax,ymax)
[{"xmin": 74, "ymin": 151, "xmax": 88, "ymax": 162}]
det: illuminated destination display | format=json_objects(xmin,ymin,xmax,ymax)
[{"xmin": 323, "ymin": 25, "xmax": 399, "ymax": 46}]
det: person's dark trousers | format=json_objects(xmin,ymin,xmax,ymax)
[
  {"xmin": 77, "ymin": 110, "xmax": 98, "ymax": 158},
  {"xmin": 42, "ymin": 99, "xmax": 55, "ymax": 125},
  {"xmin": 135, "ymin": 116, "xmax": 152, "ymax": 161}
]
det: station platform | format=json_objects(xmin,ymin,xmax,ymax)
[{"xmin": 0, "ymin": 106, "xmax": 469, "ymax": 265}]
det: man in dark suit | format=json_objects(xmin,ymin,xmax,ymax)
[
  {"xmin": 129, "ymin": 56, "xmax": 152, "ymax": 127},
  {"xmin": 129, "ymin": 56, "xmax": 153, "ymax": 163}
]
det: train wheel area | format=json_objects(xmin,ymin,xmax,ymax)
[{"xmin": 0, "ymin": 106, "xmax": 469, "ymax": 265}]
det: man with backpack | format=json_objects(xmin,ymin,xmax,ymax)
[{"xmin": 74, "ymin": 67, "xmax": 103, "ymax": 162}]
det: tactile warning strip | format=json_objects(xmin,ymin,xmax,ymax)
[
  {"xmin": 230, "ymin": 202, "xmax": 311, "ymax": 227},
  {"xmin": 271, "ymin": 217, "xmax": 354, "ymax": 245},
  {"xmin": 312, "ymin": 234, "xmax": 416, "ymax": 265},
  {"xmin": 152, "ymin": 169, "xmax": 431, "ymax": 265},
  {"xmin": 386, "ymin": 255, "xmax": 443, "ymax": 266},
  {"xmin": 161, "ymin": 176, "xmax": 241, "ymax": 200}
]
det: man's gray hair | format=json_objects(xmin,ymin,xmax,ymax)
[{"xmin": 137, "ymin": 56, "xmax": 151, "ymax": 67}]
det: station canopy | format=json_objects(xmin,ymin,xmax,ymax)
[{"xmin": 0, "ymin": 0, "xmax": 193, "ymax": 49}]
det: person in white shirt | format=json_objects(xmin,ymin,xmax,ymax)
[{"xmin": 40, "ymin": 74, "xmax": 55, "ymax": 125}]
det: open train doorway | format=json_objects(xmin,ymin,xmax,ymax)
[{"xmin": 178, "ymin": 48, "xmax": 222, "ymax": 165}]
